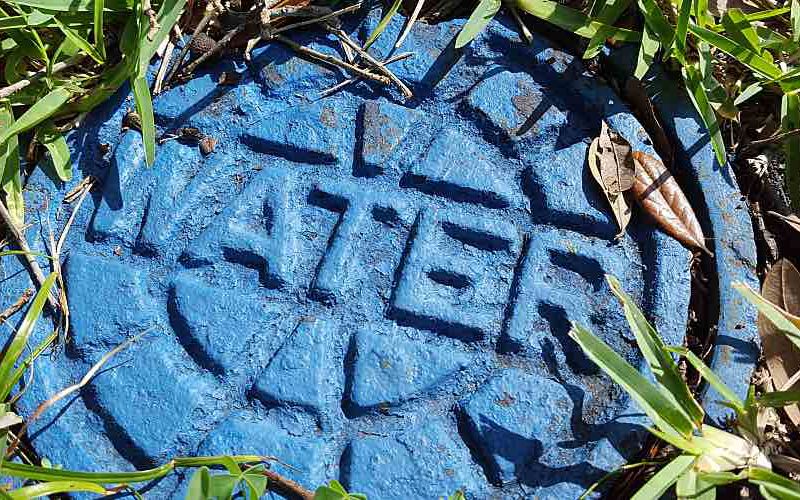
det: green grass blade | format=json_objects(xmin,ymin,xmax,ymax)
[
  {"xmin": 665, "ymin": 346, "xmax": 744, "ymax": 412},
  {"xmin": 634, "ymin": 24, "xmax": 659, "ymax": 79},
  {"xmin": 53, "ymin": 17, "xmax": 104, "ymax": 64},
  {"xmin": 646, "ymin": 426, "xmax": 704, "ymax": 454},
  {"xmin": 0, "ymin": 272, "xmax": 58, "ymax": 400},
  {"xmin": 607, "ymin": 275, "xmax": 704, "ymax": 427},
  {"xmin": 517, "ymin": 0, "xmax": 641, "ymax": 41},
  {"xmin": 131, "ymin": 76, "xmax": 155, "ymax": 166},
  {"xmin": 682, "ymin": 64, "xmax": 726, "ymax": 165},
  {"xmin": 749, "ymin": 467, "xmax": 800, "ymax": 499},
  {"xmin": 672, "ymin": 0, "xmax": 692, "ymax": 61},
  {"xmin": 569, "ymin": 323, "xmax": 695, "ymax": 437},
  {"xmin": 186, "ymin": 467, "xmax": 211, "ymax": 500},
  {"xmin": 0, "ymin": 87, "xmax": 72, "ymax": 147},
  {"xmin": 733, "ymin": 281, "xmax": 800, "ymax": 348},
  {"xmin": 12, "ymin": 0, "xmax": 131, "ymax": 11},
  {"xmin": 365, "ymin": 0, "xmax": 402, "ymax": 49},
  {"xmin": 722, "ymin": 9, "xmax": 761, "ymax": 53},
  {"xmin": 757, "ymin": 388, "xmax": 800, "ymax": 407},
  {"xmin": 584, "ymin": 0, "xmax": 634, "ymax": 58},
  {"xmin": 6, "ymin": 331, "xmax": 57, "ymax": 402},
  {"xmin": 782, "ymin": 94, "xmax": 800, "ymax": 210},
  {"xmin": 694, "ymin": 0, "xmax": 712, "ymax": 26},
  {"xmin": 0, "ymin": 104, "xmax": 24, "ymax": 226},
  {"xmin": 94, "ymin": 0, "xmax": 106, "ymax": 59},
  {"xmin": 0, "ymin": 16, "xmax": 30, "ymax": 30},
  {"xmin": 636, "ymin": 0, "xmax": 674, "ymax": 48},
  {"xmin": 734, "ymin": 82, "xmax": 762, "ymax": 106},
  {"xmin": 689, "ymin": 25, "xmax": 781, "ymax": 79},
  {"xmin": 583, "ymin": 26, "xmax": 615, "ymax": 58},
  {"xmin": 37, "ymin": 125, "xmax": 73, "ymax": 181},
  {"xmin": 456, "ymin": 0, "xmax": 502, "ymax": 48},
  {"xmin": 631, "ymin": 454, "xmax": 696, "ymax": 500},
  {"xmin": 136, "ymin": 0, "xmax": 186, "ymax": 75},
  {"xmin": 8, "ymin": 481, "xmax": 108, "ymax": 498},
  {"xmin": 0, "ymin": 462, "xmax": 174, "ymax": 484},
  {"xmin": 793, "ymin": 0, "xmax": 800, "ymax": 42}
]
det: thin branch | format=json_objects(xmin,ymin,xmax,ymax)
[
  {"xmin": 0, "ymin": 201, "xmax": 60, "ymax": 313},
  {"xmin": 274, "ymin": 34, "xmax": 391, "ymax": 85},
  {"xmin": 326, "ymin": 25, "xmax": 412, "ymax": 98},
  {"xmin": 165, "ymin": 6, "xmax": 216, "ymax": 86},
  {"xmin": 262, "ymin": 469, "xmax": 314, "ymax": 500},
  {"xmin": 317, "ymin": 52, "xmax": 413, "ymax": 98},
  {"xmin": 747, "ymin": 127, "xmax": 800, "ymax": 148},
  {"xmin": 0, "ymin": 55, "xmax": 85, "ymax": 100},
  {"xmin": 180, "ymin": 24, "xmax": 246, "ymax": 77},
  {"xmin": 0, "ymin": 288, "xmax": 34, "ymax": 325},
  {"xmin": 270, "ymin": 2, "xmax": 362, "ymax": 36}
]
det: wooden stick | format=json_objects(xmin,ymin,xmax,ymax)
[
  {"xmin": 317, "ymin": 52, "xmax": 413, "ymax": 98},
  {"xmin": 747, "ymin": 127, "xmax": 800, "ymax": 148},
  {"xmin": 0, "ymin": 55, "xmax": 84, "ymax": 99},
  {"xmin": 270, "ymin": 2, "xmax": 362, "ymax": 36},
  {"xmin": 326, "ymin": 26, "xmax": 412, "ymax": 98},
  {"xmin": 262, "ymin": 469, "xmax": 313, "ymax": 500},
  {"xmin": 0, "ymin": 288, "xmax": 34, "ymax": 325},
  {"xmin": 274, "ymin": 34, "xmax": 391, "ymax": 85},
  {"xmin": 181, "ymin": 24, "xmax": 246, "ymax": 77},
  {"xmin": 165, "ymin": 7, "xmax": 216, "ymax": 86},
  {"xmin": 0, "ymin": 201, "xmax": 60, "ymax": 312}
]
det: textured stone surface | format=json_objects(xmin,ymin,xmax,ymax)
[{"xmin": 0, "ymin": 7, "xmax": 756, "ymax": 499}]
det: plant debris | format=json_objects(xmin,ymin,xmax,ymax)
[
  {"xmin": 596, "ymin": 121, "xmax": 636, "ymax": 194},
  {"xmin": 588, "ymin": 122, "xmax": 711, "ymax": 255},
  {"xmin": 588, "ymin": 133, "xmax": 632, "ymax": 236},
  {"xmin": 631, "ymin": 151, "xmax": 713, "ymax": 256},
  {"xmin": 760, "ymin": 259, "xmax": 800, "ymax": 427}
]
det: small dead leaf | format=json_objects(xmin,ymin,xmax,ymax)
[
  {"xmin": 200, "ymin": 136, "xmax": 217, "ymax": 155},
  {"xmin": 588, "ymin": 137, "xmax": 632, "ymax": 235},
  {"xmin": 760, "ymin": 259, "xmax": 800, "ymax": 427},
  {"xmin": 597, "ymin": 121, "xmax": 636, "ymax": 194},
  {"xmin": 122, "ymin": 111, "xmax": 142, "ymax": 132},
  {"xmin": 631, "ymin": 151, "xmax": 712, "ymax": 256},
  {"xmin": 769, "ymin": 211, "xmax": 800, "ymax": 235},
  {"xmin": 218, "ymin": 71, "xmax": 242, "ymax": 86}
]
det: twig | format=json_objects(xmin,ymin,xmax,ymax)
[
  {"xmin": 270, "ymin": 2, "xmax": 362, "ymax": 36},
  {"xmin": 262, "ymin": 469, "xmax": 314, "ymax": 500},
  {"xmin": 165, "ymin": 6, "xmax": 216, "ymax": 86},
  {"xmin": 154, "ymin": 38, "xmax": 176, "ymax": 95},
  {"xmin": 0, "ymin": 288, "xmax": 34, "ymax": 325},
  {"xmin": 323, "ymin": 27, "xmax": 411, "ymax": 96},
  {"xmin": 747, "ymin": 127, "xmax": 800, "ymax": 148},
  {"xmin": 0, "ymin": 201, "xmax": 60, "ymax": 313},
  {"xmin": 316, "ymin": 52, "xmax": 413, "ymax": 98},
  {"xmin": 0, "ymin": 55, "xmax": 84, "ymax": 99},
  {"xmin": 6, "ymin": 330, "xmax": 149, "ymax": 457},
  {"xmin": 508, "ymin": 2, "xmax": 533, "ymax": 44},
  {"xmin": 181, "ymin": 24, "xmax": 246, "ymax": 77},
  {"xmin": 274, "ymin": 34, "xmax": 391, "ymax": 85}
]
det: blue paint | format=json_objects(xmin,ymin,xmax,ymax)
[{"xmin": 0, "ymin": 7, "xmax": 753, "ymax": 499}]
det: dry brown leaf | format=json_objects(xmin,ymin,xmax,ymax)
[
  {"xmin": 769, "ymin": 211, "xmax": 800, "ymax": 235},
  {"xmin": 631, "ymin": 151, "xmax": 713, "ymax": 256},
  {"xmin": 588, "ymin": 137, "xmax": 632, "ymax": 236},
  {"xmin": 760, "ymin": 259, "xmax": 800, "ymax": 427},
  {"xmin": 597, "ymin": 121, "xmax": 636, "ymax": 194}
]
